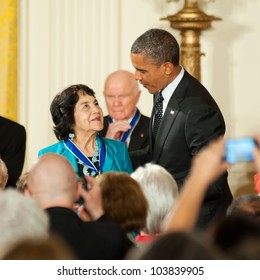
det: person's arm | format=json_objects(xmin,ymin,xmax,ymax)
[
  {"xmin": 163, "ymin": 136, "xmax": 230, "ymax": 232},
  {"xmin": 186, "ymin": 105, "xmax": 226, "ymax": 156},
  {"xmin": 253, "ymin": 134, "xmax": 260, "ymax": 194}
]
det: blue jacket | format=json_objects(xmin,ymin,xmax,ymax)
[{"xmin": 38, "ymin": 137, "xmax": 133, "ymax": 176}]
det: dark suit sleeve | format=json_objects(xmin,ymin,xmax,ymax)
[
  {"xmin": 185, "ymin": 104, "xmax": 225, "ymax": 156},
  {"xmin": 130, "ymin": 145, "xmax": 151, "ymax": 170},
  {"xmin": 4, "ymin": 125, "xmax": 26, "ymax": 187}
]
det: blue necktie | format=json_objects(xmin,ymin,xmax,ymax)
[{"xmin": 153, "ymin": 91, "xmax": 164, "ymax": 139}]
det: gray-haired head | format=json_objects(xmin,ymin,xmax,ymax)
[
  {"xmin": 131, "ymin": 163, "xmax": 179, "ymax": 234},
  {"xmin": 0, "ymin": 189, "xmax": 49, "ymax": 257}
]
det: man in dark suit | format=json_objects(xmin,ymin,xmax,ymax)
[
  {"xmin": 99, "ymin": 70, "xmax": 150, "ymax": 151},
  {"xmin": 130, "ymin": 28, "xmax": 233, "ymax": 229},
  {"xmin": 0, "ymin": 116, "xmax": 26, "ymax": 187},
  {"xmin": 26, "ymin": 153, "xmax": 132, "ymax": 259}
]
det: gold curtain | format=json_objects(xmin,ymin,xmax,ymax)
[{"xmin": 0, "ymin": 0, "xmax": 17, "ymax": 121}]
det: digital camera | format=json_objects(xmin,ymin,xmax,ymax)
[{"xmin": 225, "ymin": 137, "xmax": 257, "ymax": 164}]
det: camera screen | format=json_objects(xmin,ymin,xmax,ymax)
[{"xmin": 225, "ymin": 137, "xmax": 256, "ymax": 164}]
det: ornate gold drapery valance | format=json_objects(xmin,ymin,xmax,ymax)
[{"xmin": 0, "ymin": 0, "xmax": 18, "ymax": 121}]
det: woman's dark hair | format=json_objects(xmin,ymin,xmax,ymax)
[{"xmin": 50, "ymin": 84, "xmax": 95, "ymax": 140}]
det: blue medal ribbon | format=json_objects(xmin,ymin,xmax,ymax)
[
  {"xmin": 97, "ymin": 135, "xmax": 106, "ymax": 173},
  {"xmin": 109, "ymin": 109, "xmax": 141, "ymax": 143},
  {"xmin": 64, "ymin": 135, "xmax": 106, "ymax": 176}
]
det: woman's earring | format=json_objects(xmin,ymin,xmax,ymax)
[{"xmin": 69, "ymin": 133, "xmax": 75, "ymax": 140}]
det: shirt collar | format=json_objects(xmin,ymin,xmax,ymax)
[{"xmin": 161, "ymin": 66, "xmax": 185, "ymax": 103}]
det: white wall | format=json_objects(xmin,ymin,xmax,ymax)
[{"xmin": 18, "ymin": 0, "xmax": 260, "ymax": 196}]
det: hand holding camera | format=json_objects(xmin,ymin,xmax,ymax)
[{"xmin": 79, "ymin": 176, "xmax": 104, "ymax": 221}]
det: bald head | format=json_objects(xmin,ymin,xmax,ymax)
[
  {"xmin": 27, "ymin": 153, "xmax": 78, "ymax": 209},
  {"xmin": 103, "ymin": 70, "xmax": 141, "ymax": 120},
  {"xmin": 105, "ymin": 70, "xmax": 139, "ymax": 90}
]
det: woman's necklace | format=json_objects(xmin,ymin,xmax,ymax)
[
  {"xmin": 92, "ymin": 141, "xmax": 99, "ymax": 163},
  {"xmin": 82, "ymin": 140, "xmax": 100, "ymax": 176}
]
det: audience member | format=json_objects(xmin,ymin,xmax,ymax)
[
  {"xmin": 225, "ymin": 235, "xmax": 260, "ymax": 260},
  {"xmin": 208, "ymin": 212, "xmax": 260, "ymax": 259},
  {"xmin": 26, "ymin": 153, "xmax": 132, "ymax": 260},
  {"xmin": 226, "ymin": 194, "xmax": 260, "ymax": 222},
  {"xmin": 0, "ymin": 189, "xmax": 49, "ymax": 258},
  {"xmin": 0, "ymin": 116, "xmax": 26, "ymax": 187},
  {"xmin": 98, "ymin": 171, "xmax": 148, "ymax": 241},
  {"xmin": 3, "ymin": 234, "xmax": 76, "ymax": 260},
  {"xmin": 0, "ymin": 158, "xmax": 8, "ymax": 190},
  {"xmin": 130, "ymin": 28, "xmax": 233, "ymax": 228},
  {"xmin": 130, "ymin": 134, "xmax": 260, "ymax": 260},
  {"xmin": 99, "ymin": 70, "xmax": 150, "ymax": 151},
  {"xmin": 163, "ymin": 136, "xmax": 229, "ymax": 233},
  {"xmin": 253, "ymin": 134, "xmax": 260, "ymax": 194},
  {"xmin": 131, "ymin": 163, "xmax": 179, "ymax": 243},
  {"xmin": 254, "ymin": 174, "xmax": 260, "ymax": 194},
  {"xmin": 134, "ymin": 231, "xmax": 225, "ymax": 260},
  {"xmin": 16, "ymin": 171, "xmax": 29, "ymax": 193},
  {"xmin": 38, "ymin": 84, "xmax": 133, "ymax": 179}
]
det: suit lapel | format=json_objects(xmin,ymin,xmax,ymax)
[
  {"xmin": 153, "ymin": 100, "xmax": 180, "ymax": 159},
  {"xmin": 129, "ymin": 117, "xmax": 147, "ymax": 150},
  {"xmin": 152, "ymin": 72, "xmax": 188, "ymax": 159}
]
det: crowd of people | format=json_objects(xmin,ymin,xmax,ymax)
[{"xmin": 0, "ymin": 28, "xmax": 259, "ymax": 260}]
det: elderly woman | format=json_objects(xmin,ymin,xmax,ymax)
[
  {"xmin": 131, "ymin": 163, "xmax": 179, "ymax": 243},
  {"xmin": 98, "ymin": 171, "xmax": 148, "ymax": 233},
  {"xmin": 38, "ymin": 84, "xmax": 133, "ymax": 177}
]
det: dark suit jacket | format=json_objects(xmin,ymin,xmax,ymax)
[
  {"xmin": 131, "ymin": 70, "xmax": 233, "ymax": 228},
  {"xmin": 99, "ymin": 112, "xmax": 150, "ymax": 152},
  {"xmin": 46, "ymin": 207, "xmax": 133, "ymax": 260},
  {"xmin": 0, "ymin": 116, "xmax": 26, "ymax": 187}
]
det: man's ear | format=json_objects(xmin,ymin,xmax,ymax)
[
  {"xmin": 24, "ymin": 188, "xmax": 32, "ymax": 197},
  {"xmin": 164, "ymin": 62, "xmax": 174, "ymax": 75}
]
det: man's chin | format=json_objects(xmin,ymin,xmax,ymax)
[
  {"xmin": 143, "ymin": 85, "xmax": 157, "ymax": 94},
  {"xmin": 147, "ymin": 89, "xmax": 156, "ymax": 94}
]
